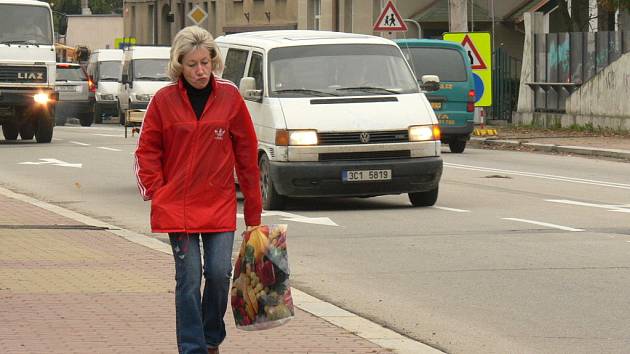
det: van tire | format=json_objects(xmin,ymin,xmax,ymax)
[
  {"xmin": 449, "ymin": 140, "xmax": 466, "ymax": 153},
  {"xmin": 80, "ymin": 114, "xmax": 93, "ymax": 127},
  {"xmin": 2, "ymin": 122, "xmax": 18, "ymax": 140},
  {"xmin": 408, "ymin": 187, "xmax": 438, "ymax": 207},
  {"xmin": 259, "ymin": 154, "xmax": 286, "ymax": 210},
  {"xmin": 93, "ymin": 104, "xmax": 102, "ymax": 124}
]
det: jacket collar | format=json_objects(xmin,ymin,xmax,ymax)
[{"xmin": 177, "ymin": 74, "xmax": 217, "ymax": 96}]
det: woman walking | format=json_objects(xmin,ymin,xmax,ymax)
[{"xmin": 134, "ymin": 25, "xmax": 262, "ymax": 354}]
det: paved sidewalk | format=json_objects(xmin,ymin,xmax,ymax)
[{"xmin": 0, "ymin": 192, "xmax": 399, "ymax": 354}]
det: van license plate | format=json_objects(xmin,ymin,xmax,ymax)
[
  {"xmin": 431, "ymin": 102, "xmax": 442, "ymax": 110},
  {"xmin": 56, "ymin": 86, "xmax": 77, "ymax": 92},
  {"xmin": 342, "ymin": 169, "xmax": 392, "ymax": 182}
]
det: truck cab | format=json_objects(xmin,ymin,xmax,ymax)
[{"xmin": 0, "ymin": 0, "xmax": 56, "ymax": 143}]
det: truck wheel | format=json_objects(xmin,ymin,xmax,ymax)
[
  {"xmin": 19, "ymin": 121, "xmax": 35, "ymax": 140},
  {"xmin": 35, "ymin": 113, "xmax": 54, "ymax": 143},
  {"xmin": 93, "ymin": 104, "xmax": 102, "ymax": 124},
  {"xmin": 2, "ymin": 122, "xmax": 18, "ymax": 140},
  {"xmin": 259, "ymin": 154, "xmax": 286, "ymax": 210},
  {"xmin": 55, "ymin": 116, "xmax": 67, "ymax": 126},
  {"xmin": 80, "ymin": 114, "xmax": 93, "ymax": 127},
  {"xmin": 449, "ymin": 140, "xmax": 466, "ymax": 153},
  {"xmin": 408, "ymin": 187, "xmax": 438, "ymax": 207}
]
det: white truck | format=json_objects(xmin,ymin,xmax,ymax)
[{"xmin": 0, "ymin": 0, "xmax": 57, "ymax": 143}]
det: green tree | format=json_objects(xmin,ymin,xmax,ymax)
[{"xmin": 557, "ymin": 0, "xmax": 630, "ymax": 31}]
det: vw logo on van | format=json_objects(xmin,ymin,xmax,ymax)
[{"xmin": 359, "ymin": 132, "xmax": 370, "ymax": 143}]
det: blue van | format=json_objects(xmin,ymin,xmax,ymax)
[{"xmin": 396, "ymin": 39, "xmax": 475, "ymax": 153}]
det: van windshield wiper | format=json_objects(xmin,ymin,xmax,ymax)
[
  {"xmin": 336, "ymin": 86, "xmax": 398, "ymax": 94},
  {"xmin": 99, "ymin": 76, "xmax": 119, "ymax": 81},
  {"xmin": 134, "ymin": 76, "xmax": 167, "ymax": 81},
  {"xmin": 273, "ymin": 88, "xmax": 337, "ymax": 97},
  {"xmin": 1, "ymin": 40, "xmax": 40, "ymax": 47}
]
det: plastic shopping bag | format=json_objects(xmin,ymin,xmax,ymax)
[{"xmin": 231, "ymin": 224, "xmax": 294, "ymax": 330}]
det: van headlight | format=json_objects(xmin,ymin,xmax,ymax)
[
  {"xmin": 409, "ymin": 125, "xmax": 440, "ymax": 141},
  {"xmin": 275, "ymin": 129, "xmax": 318, "ymax": 146},
  {"xmin": 136, "ymin": 94, "xmax": 151, "ymax": 102},
  {"xmin": 100, "ymin": 94, "xmax": 115, "ymax": 101}
]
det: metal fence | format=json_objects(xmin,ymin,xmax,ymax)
[
  {"xmin": 532, "ymin": 31, "xmax": 630, "ymax": 112},
  {"xmin": 490, "ymin": 48, "xmax": 521, "ymax": 121}
]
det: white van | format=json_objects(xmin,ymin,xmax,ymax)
[
  {"xmin": 215, "ymin": 31, "xmax": 443, "ymax": 210},
  {"xmin": 118, "ymin": 46, "xmax": 170, "ymax": 125},
  {"xmin": 86, "ymin": 49, "xmax": 123, "ymax": 123}
]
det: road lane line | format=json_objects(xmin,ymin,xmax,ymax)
[
  {"xmin": 546, "ymin": 199, "xmax": 630, "ymax": 213},
  {"xmin": 434, "ymin": 206, "xmax": 470, "ymax": 212},
  {"xmin": 69, "ymin": 141, "xmax": 90, "ymax": 146},
  {"xmin": 97, "ymin": 147, "xmax": 122, "ymax": 152},
  {"xmin": 502, "ymin": 217, "xmax": 584, "ymax": 232},
  {"xmin": 92, "ymin": 133, "xmax": 122, "ymax": 137},
  {"xmin": 445, "ymin": 163, "xmax": 630, "ymax": 190}
]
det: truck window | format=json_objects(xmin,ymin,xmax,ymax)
[
  {"xmin": 99, "ymin": 61, "xmax": 122, "ymax": 81},
  {"xmin": 0, "ymin": 4, "xmax": 53, "ymax": 45},
  {"xmin": 222, "ymin": 49, "xmax": 249, "ymax": 86}
]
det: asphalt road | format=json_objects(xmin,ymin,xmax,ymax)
[{"xmin": 1, "ymin": 124, "xmax": 629, "ymax": 354}]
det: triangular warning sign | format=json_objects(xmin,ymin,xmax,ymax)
[
  {"xmin": 373, "ymin": 0, "xmax": 408, "ymax": 32},
  {"xmin": 461, "ymin": 35, "xmax": 487, "ymax": 70}
]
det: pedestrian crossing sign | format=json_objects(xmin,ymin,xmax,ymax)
[{"xmin": 373, "ymin": 0, "xmax": 408, "ymax": 32}]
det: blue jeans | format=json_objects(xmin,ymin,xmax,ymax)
[{"xmin": 169, "ymin": 232, "xmax": 235, "ymax": 354}]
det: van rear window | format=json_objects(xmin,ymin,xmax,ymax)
[{"xmin": 401, "ymin": 47, "xmax": 467, "ymax": 82}]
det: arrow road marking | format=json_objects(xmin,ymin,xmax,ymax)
[
  {"xmin": 237, "ymin": 210, "xmax": 338, "ymax": 226},
  {"xmin": 18, "ymin": 158, "xmax": 82, "ymax": 168},
  {"xmin": 502, "ymin": 217, "xmax": 584, "ymax": 232},
  {"xmin": 546, "ymin": 199, "xmax": 630, "ymax": 213}
]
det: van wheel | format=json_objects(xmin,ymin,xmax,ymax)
[
  {"xmin": 259, "ymin": 154, "xmax": 286, "ymax": 210},
  {"xmin": 408, "ymin": 187, "xmax": 438, "ymax": 207},
  {"xmin": 80, "ymin": 114, "xmax": 93, "ymax": 127},
  {"xmin": 449, "ymin": 140, "xmax": 466, "ymax": 153},
  {"xmin": 2, "ymin": 122, "xmax": 18, "ymax": 140}
]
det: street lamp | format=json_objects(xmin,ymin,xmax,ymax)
[{"xmin": 403, "ymin": 19, "xmax": 422, "ymax": 38}]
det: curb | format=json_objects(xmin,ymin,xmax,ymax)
[
  {"xmin": 469, "ymin": 137, "xmax": 630, "ymax": 161},
  {"xmin": 0, "ymin": 186, "xmax": 444, "ymax": 354}
]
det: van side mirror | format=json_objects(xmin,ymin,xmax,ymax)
[
  {"xmin": 121, "ymin": 73, "xmax": 131, "ymax": 87},
  {"xmin": 58, "ymin": 16, "xmax": 68, "ymax": 36},
  {"xmin": 239, "ymin": 77, "xmax": 262, "ymax": 102},
  {"xmin": 421, "ymin": 75, "xmax": 440, "ymax": 92}
]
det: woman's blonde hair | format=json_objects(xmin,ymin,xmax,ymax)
[{"xmin": 167, "ymin": 26, "xmax": 224, "ymax": 81}]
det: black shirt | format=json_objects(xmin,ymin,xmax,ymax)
[{"xmin": 183, "ymin": 78, "xmax": 212, "ymax": 120}]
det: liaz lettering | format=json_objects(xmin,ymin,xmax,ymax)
[{"xmin": 17, "ymin": 72, "xmax": 44, "ymax": 80}]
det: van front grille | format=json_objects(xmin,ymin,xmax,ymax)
[
  {"xmin": 318, "ymin": 150, "xmax": 410, "ymax": 161},
  {"xmin": 318, "ymin": 130, "xmax": 408, "ymax": 145}
]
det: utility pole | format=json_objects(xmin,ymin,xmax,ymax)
[{"xmin": 449, "ymin": 0, "xmax": 468, "ymax": 32}]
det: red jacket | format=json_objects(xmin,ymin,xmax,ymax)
[{"xmin": 134, "ymin": 76, "xmax": 262, "ymax": 233}]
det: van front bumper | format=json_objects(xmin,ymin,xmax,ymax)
[{"xmin": 269, "ymin": 157, "xmax": 443, "ymax": 198}]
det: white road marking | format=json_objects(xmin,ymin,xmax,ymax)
[
  {"xmin": 91, "ymin": 133, "xmax": 121, "ymax": 137},
  {"xmin": 97, "ymin": 146, "xmax": 122, "ymax": 152},
  {"xmin": 434, "ymin": 206, "xmax": 470, "ymax": 213},
  {"xmin": 502, "ymin": 217, "xmax": 584, "ymax": 232},
  {"xmin": 237, "ymin": 210, "xmax": 339, "ymax": 226},
  {"xmin": 69, "ymin": 141, "xmax": 90, "ymax": 146},
  {"xmin": 446, "ymin": 163, "xmax": 630, "ymax": 190},
  {"xmin": 546, "ymin": 199, "xmax": 630, "ymax": 213},
  {"xmin": 18, "ymin": 158, "xmax": 82, "ymax": 168}
]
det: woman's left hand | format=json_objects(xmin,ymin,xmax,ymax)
[{"xmin": 246, "ymin": 225, "xmax": 261, "ymax": 231}]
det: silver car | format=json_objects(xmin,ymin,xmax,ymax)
[{"xmin": 55, "ymin": 63, "xmax": 91, "ymax": 126}]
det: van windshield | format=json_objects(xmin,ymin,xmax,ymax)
[
  {"xmin": 268, "ymin": 44, "xmax": 418, "ymax": 97},
  {"xmin": 133, "ymin": 59, "xmax": 170, "ymax": 81},
  {"xmin": 0, "ymin": 4, "xmax": 53, "ymax": 45},
  {"xmin": 401, "ymin": 47, "xmax": 467, "ymax": 82},
  {"xmin": 99, "ymin": 61, "xmax": 122, "ymax": 81}
]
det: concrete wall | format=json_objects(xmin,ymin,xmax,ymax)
[{"xmin": 66, "ymin": 15, "xmax": 124, "ymax": 50}]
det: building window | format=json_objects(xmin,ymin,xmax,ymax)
[{"xmin": 313, "ymin": 0, "xmax": 321, "ymax": 30}]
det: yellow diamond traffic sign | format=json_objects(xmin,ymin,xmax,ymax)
[{"xmin": 188, "ymin": 5, "xmax": 207, "ymax": 25}]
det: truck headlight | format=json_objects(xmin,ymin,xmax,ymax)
[
  {"xmin": 33, "ymin": 93, "xmax": 50, "ymax": 104},
  {"xmin": 275, "ymin": 129, "xmax": 318, "ymax": 146},
  {"xmin": 409, "ymin": 125, "xmax": 440, "ymax": 141},
  {"xmin": 136, "ymin": 94, "xmax": 151, "ymax": 102}
]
